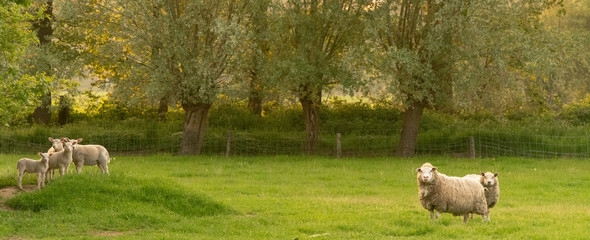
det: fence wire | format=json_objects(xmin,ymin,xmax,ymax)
[{"xmin": 1, "ymin": 129, "xmax": 590, "ymax": 158}]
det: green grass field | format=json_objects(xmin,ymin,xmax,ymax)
[{"xmin": 0, "ymin": 154, "xmax": 589, "ymax": 239}]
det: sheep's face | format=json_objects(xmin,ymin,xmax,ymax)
[
  {"xmin": 38, "ymin": 152, "xmax": 50, "ymax": 162},
  {"xmin": 416, "ymin": 165, "xmax": 438, "ymax": 183},
  {"xmin": 63, "ymin": 141, "xmax": 74, "ymax": 152},
  {"xmin": 49, "ymin": 137, "xmax": 63, "ymax": 151},
  {"xmin": 480, "ymin": 172, "xmax": 498, "ymax": 187}
]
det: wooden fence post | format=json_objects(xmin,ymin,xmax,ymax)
[
  {"xmin": 337, "ymin": 133, "xmax": 342, "ymax": 158},
  {"xmin": 469, "ymin": 136, "xmax": 475, "ymax": 159},
  {"xmin": 226, "ymin": 130, "xmax": 231, "ymax": 157}
]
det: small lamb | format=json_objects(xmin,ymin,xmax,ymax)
[
  {"xmin": 69, "ymin": 138, "xmax": 111, "ymax": 174},
  {"xmin": 46, "ymin": 140, "xmax": 75, "ymax": 181},
  {"xmin": 17, "ymin": 152, "xmax": 51, "ymax": 190},
  {"xmin": 416, "ymin": 163, "xmax": 489, "ymax": 223},
  {"xmin": 465, "ymin": 172, "xmax": 500, "ymax": 220}
]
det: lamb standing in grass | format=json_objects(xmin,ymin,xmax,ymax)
[
  {"xmin": 465, "ymin": 172, "xmax": 500, "ymax": 220},
  {"xmin": 17, "ymin": 152, "xmax": 51, "ymax": 190},
  {"xmin": 46, "ymin": 140, "xmax": 75, "ymax": 180},
  {"xmin": 69, "ymin": 138, "xmax": 111, "ymax": 174},
  {"xmin": 416, "ymin": 163, "xmax": 489, "ymax": 223}
]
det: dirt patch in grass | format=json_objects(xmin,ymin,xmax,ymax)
[
  {"xmin": 90, "ymin": 230, "xmax": 134, "ymax": 237},
  {"xmin": 0, "ymin": 185, "xmax": 37, "ymax": 211}
]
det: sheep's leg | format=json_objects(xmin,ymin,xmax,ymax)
[
  {"xmin": 103, "ymin": 163, "xmax": 109, "ymax": 174},
  {"xmin": 17, "ymin": 172, "xmax": 24, "ymax": 190},
  {"xmin": 76, "ymin": 162, "xmax": 83, "ymax": 174},
  {"xmin": 36, "ymin": 172, "xmax": 43, "ymax": 190},
  {"xmin": 435, "ymin": 211, "xmax": 440, "ymax": 220},
  {"xmin": 41, "ymin": 172, "xmax": 46, "ymax": 188},
  {"xmin": 59, "ymin": 167, "xmax": 65, "ymax": 176},
  {"xmin": 462, "ymin": 215, "xmax": 469, "ymax": 223}
]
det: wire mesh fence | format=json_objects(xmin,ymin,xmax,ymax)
[{"xmin": 1, "ymin": 128, "xmax": 590, "ymax": 158}]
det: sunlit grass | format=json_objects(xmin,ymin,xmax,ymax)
[{"xmin": 0, "ymin": 154, "xmax": 589, "ymax": 239}]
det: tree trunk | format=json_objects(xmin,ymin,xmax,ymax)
[
  {"xmin": 158, "ymin": 94, "xmax": 169, "ymax": 121},
  {"xmin": 31, "ymin": 93, "xmax": 52, "ymax": 124},
  {"xmin": 300, "ymin": 95, "xmax": 320, "ymax": 155},
  {"xmin": 30, "ymin": 1, "xmax": 54, "ymax": 125},
  {"xmin": 396, "ymin": 102, "xmax": 425, "ymax": 157},
  {"xmin": 57, "ymin": 96, "xmax": 70, "ymax": 125},
  {"xmin": 248, "ymin": 89, "xmax": 263, "ymax": 117},
  {"xmin": 181, "ymin": 102, "xmax": 211, "ymax": 155}
]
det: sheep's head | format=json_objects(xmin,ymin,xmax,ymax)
[
  {"xmin": 63, "ymin": 141, "xmax": 74, "ymax": 152},
  {"xmin": 48, "ymin": 137, "xmax": 64, "ymax": 151},
  {"xmin": 38, "ymin": 152, "xmax": 51, "ymax": 162},
  {"xmin": 416, "ymin": 163, "xmax": 438, "ymax": 184},
  {"xmin": 480, "ymin": 172, "xmax": 498, "ymax": 187}
]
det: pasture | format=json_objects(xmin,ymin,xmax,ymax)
[{"xmin": 0, "ymin": 154, "xmax": 589, "ymax": 239}]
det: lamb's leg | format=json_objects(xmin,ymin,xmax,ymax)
[
  {"xmin": 102, "ymin": 163, "xmax": 109, "ymax": 174},
  {"xmin": 41, "ymin": 172, "xmax": 46, "ymax": 188},
  {"xmin": 59, "ymin": 167, "xmax": 65, "ymax": 176},
  {"xmin": 463, "ymin": 215, "xmax": 469, "ymax": 223},
  {"xmin": 435, "ymin": 211, "xmax": 440, "ymax": 220},
  {"xmin": 36, "ymin": 172, "xmax": 43, "ymax": 190},
  {"xmin": 17, "ymin": 172, "xmax": 24, "ymax": 190},
  {"xmin": 429, "ymin": 210, "xmax": 434, "ymax": 221},
  {"xmin": 76, "ymin": 162, "xmax": 83, "ymax": 174}
]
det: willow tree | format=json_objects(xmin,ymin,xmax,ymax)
[
  {"xmin": 366, "ymin": 0, "xmax": 579, "ymax": 157},
  {"xmin": 0, "ymin": 0, "xmax": 54, "ymax": 125},
  {"xmin": 271, "ymin": 0, "xmax": 368, "ymax": 154},
  {"xmin": 58, "ymin": 0, "xmax": 247, "ymax": 154}
]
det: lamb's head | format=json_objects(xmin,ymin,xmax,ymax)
[
  {"xmin": 480, "ymin": 172, "xmax": 498, "ymax": 187},
  {"xmin": 48, "ymin": 137, "xmax": 64, "ymax": 151},
  {"xmin": 67, "ymin": 138, "xmax": 83, "ymax": 149},
  {"xmin": 416, "ymin": 163, "xmax": 438, "ymax": 184},
  {"xmin": 38, "ymin": 152, "xmax": 51, "ymax": 163},
  {"xmin": 62, "ymin": 141, "xmax": 74, "ymax": 152}
]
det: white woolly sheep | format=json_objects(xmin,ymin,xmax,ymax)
[
  {"xmin": 465, "ymin": 172, "xmax": 500, "ymax": 220},
  {"xmin": 47, "ymin": 137, "xmax": 64, "ymax": 154},
  {"xmin": 416, "ymin": 163, "xmax": 489, "ymax": 223},
  {"xmin": 46, "ymin": 140, "xmax": 75, "ymax": 181},
  {"xmin": 17, "ymin": 152, "xmax": 51, "ymax": 190},
  {"xmin": 69, "ymin": 138, "xmax": 111, "ymax": 174}
]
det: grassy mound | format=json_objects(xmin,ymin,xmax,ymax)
[{"xmin": 3, "ymin": 173, "xmax": 234, "ymax": 233}]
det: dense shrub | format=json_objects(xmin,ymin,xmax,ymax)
[{"xmin": 561, "ymin": 96, "xmax": 590, "ymax": 126}]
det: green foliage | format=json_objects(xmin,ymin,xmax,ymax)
[{"xmin": 560, "ymin": 96, "xmax": 590, "ymax": 125}]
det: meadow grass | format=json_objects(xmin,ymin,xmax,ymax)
[{"xmin": 0, "ymin": 154, "xmax": 589, "ymax": 239}]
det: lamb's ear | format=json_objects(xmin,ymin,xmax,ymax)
[
  {"xmin": 416, "ymin": 168, "xmax": 422, "ymax": 173},
  {"xmin": 494, "ymin": 173, "xmax": 499, "ymax": 177},
  {"xmin": 48, "ymin": 137, "xmax": 54, "ymax": 142},
  {"xmin": 77, "ymin": 138, "xmax": 83, "ymax": 143},
  {"xmin": 48, "ymin": 153, "xmax": 53, "ymax": 157},
  {"xmin": 481, "ymin": 172, "xmax": 485, "ymax": 176},
  {"xmin": 432, "ymin": 167, "xmax": 437, "ymax": 172},
  {"xmin": 38, "ymin": 152, "xmax": 43, "ymax": 157}
]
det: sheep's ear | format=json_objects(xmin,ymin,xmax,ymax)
[
  {"xmin": 432, "ymin": 167, "xmax": 437, "ymax": 172},
  {"xmin": 48, "ymin": 137, "xmax": 54, "ymax": 142},
  {"xmin": 481, "ymin": 172, "xmax": 485, "ymax": 176},
  {"xmin": 38, "ymin": 152, "xmax": 43, "ymax": 156},
  {"xmin": 494, "ymin": 173, "xmax": 499, "ymax": 177},
  {"xmin": 77, "ymin": 138, "xmax": 83, "ymax": 143},
  {"xmin": 48, "ymin": 153, "xmax": 53, "ymax": 157},
  {"xmin": 416, "ymin": 168, "xmax": 422, "ymax": 173}
]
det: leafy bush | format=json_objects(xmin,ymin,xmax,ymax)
[{"xmin": 561, "ymin": 96, "xmax": 590, "ymax": 126}]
